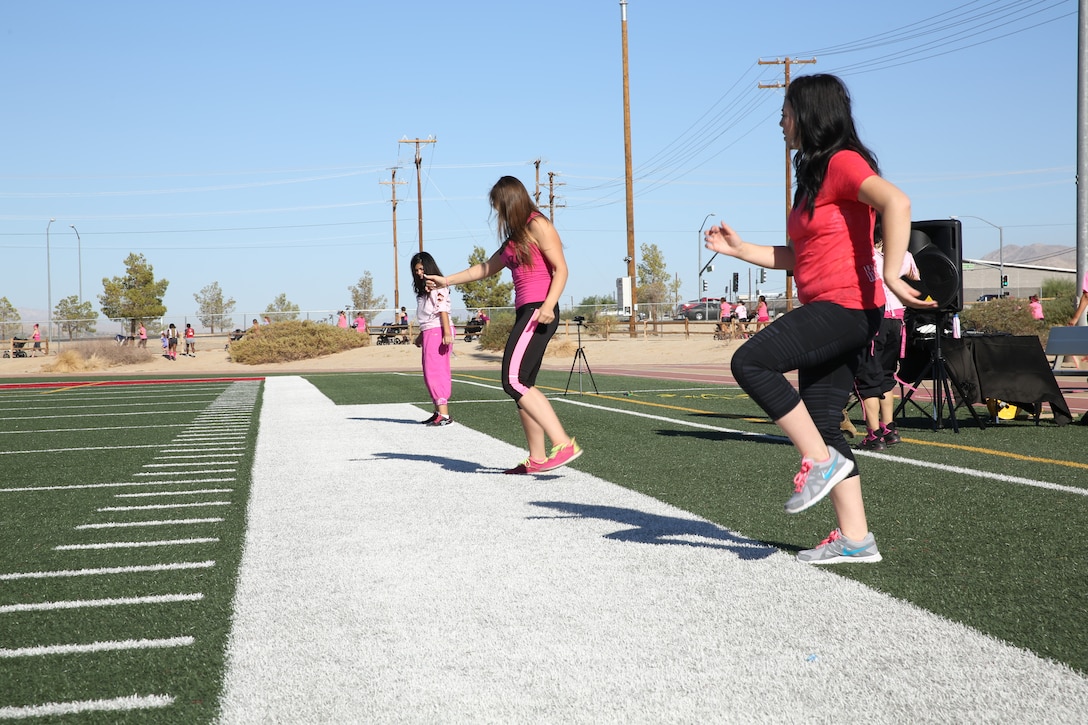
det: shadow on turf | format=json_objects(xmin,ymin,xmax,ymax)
[
  {"xmin": 369, "ymin": 451, "xmax": 564, "ymax": 478},
  {"xmin": 653, "ymin": 427, "xmax": 792, "ymax": 446},
  {"xmin": 528, "ymin": 500, "xmax": 776, "ymax": 560}
]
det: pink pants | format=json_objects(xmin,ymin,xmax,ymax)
[{"xmin": 421, "ymin": 327, "xmax": 452, "ymax": 405}]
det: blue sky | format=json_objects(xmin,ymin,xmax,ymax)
[{"xmin": 1, "ymin": 0, "xmax": 1078, "ymax": 327}]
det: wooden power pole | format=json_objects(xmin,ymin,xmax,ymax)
[
  {"xmin": 380, "ymin": 168, "xmax": 407, "ymax": 310},
  {"xmin": 759, "ymin": 56, "xmax": 815, "ymax": 311},
  {"xmin": 399, "ymin": 136, "xmax": 436, "ymax": 252},
  {"xmin": 620, "ymin": 0, "xmax": 637, "ymax": 337}
]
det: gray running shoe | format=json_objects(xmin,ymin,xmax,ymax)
[
  {"xmin": 797, "ymin": 528, "xmax": 882, "ymax": 564},
  {"xmin": 784, "ymin": 449, "xmax": 852, "ymax": 514}
]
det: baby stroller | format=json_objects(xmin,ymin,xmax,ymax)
[
  {"xmin": 462, "ymin": 318, "xmax": 484, "ymax": 342},
  {"xmin": 376, "ymin": 323, "xmax": 410, "ymax": 345},
  {"xmin": 4, "ymin": 337, "xmax": 28, "ymax": 358}
]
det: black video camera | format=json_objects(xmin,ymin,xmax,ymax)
[{"xmin": 572, "ymin": 316, "xmax": 586, "ymax": 324}]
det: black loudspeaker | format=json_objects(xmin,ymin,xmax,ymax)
[{"xmin": 908, "ymin": 219, "xmax": 963, "ymax": 313}]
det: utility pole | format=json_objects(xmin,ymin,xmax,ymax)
[
  {"xmin": 533, "ymin": 158, "xmax": 544, "ymax": 206},
  {"xmin": 380, "ymin": 168, "xmax": 407, "ymax": 310},
  {"xmin": 620, "ymin": 0, "xmax": 638, "ymax": 337},
  {"xmin": 759, "ymin": 56, "xmax": 815, "ymax": 312},
  {"xmin": 547, "ymin": 171, "xmax": 566, "ymax": 220},
  {"xmin": 399, "ymin": 136, "xmax": 436, "ymax": 252}
]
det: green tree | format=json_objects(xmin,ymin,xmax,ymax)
[
  {"xmin": 99, "ymin": 253, "xmax": 169, "ymax": 335},
  {"xmin": 348, "ymin": 271, "xmax": 387, "ymax": 311},
  {"xmin": 53, "ymin": 295, "xmax": 96, "ymax": 339},
  {"xmin": 457, "ymin": 246, "xmax": 513, "ymax": 311},
  {"xmin": 264, "ymin": 293, "xmax": 300, "ymax": 321},
  {"xmin": 0, "ymin": 297, "xmax": 21, "ymax": 339},
  {"xmin": 193, "ymin": 282, "xmax": 236, "ymax": 333},
  {"xmin": 669, "ymin": 272, "xmax": 684, "ymax": 307},
  {"xmin": 637, "ymin": 243, "xmax": 669, "ymax": 305}
]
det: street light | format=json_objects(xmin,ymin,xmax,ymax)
[
  {"xmin": 46, "ymin": 218, "xmax": 55, "ymax": 350},
  {"xmin": 951, "ymin": 214, "xmax": 1003, "ymax": 295},
  {"xmin": 69, "ymin": 224, "xmax": 82, "ymax": 303},
  {"xmin": 697, "ymin": 213, "xmax": 715, "ymax": 297}
]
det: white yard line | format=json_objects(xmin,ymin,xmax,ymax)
[{"xmin": 218, "ymin": 376, "xmax": 1088, "ymax": 724}]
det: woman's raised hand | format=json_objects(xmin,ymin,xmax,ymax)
[{"xmin": 704, "ymin": 221, "xmax": 744, "ymax": 256}]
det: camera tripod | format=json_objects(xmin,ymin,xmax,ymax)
[
  {"xmin": 564, "ymin": 318, "xmax": 598, "ymax": 395},
  {"xmin": 894, "ymin": 313, "xmax": 983, "ymax": 432}
]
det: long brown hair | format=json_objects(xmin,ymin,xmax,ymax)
[{"xmin": 489, "ymin": 175, "xmax": 545, "ymax": 266}]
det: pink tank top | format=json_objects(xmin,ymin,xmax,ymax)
[{"xmin": 499, "ymin": 212, "xmax": 555, "ymax": 308}]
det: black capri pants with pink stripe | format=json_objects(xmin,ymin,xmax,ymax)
[
  {"xmin": 730, "ymin": 302, "xmax": 882, "ymax": 476},
  {"xmin": 501, "ymin": 302, "xmax": 560, "ymax": 403}
]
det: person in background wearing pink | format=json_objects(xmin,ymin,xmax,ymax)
[
  {"xmin": 1028, "ymin": 295, "xmax": 1044, "ymax": 322},
  {"xmin": 755, "ymin": 295, "xmax": 771, "ymax": 330},
  {"xmin": 354, "ymin": 313, "xmax": 366, "ymax": 334},
  {"xmin": 184, "ymin": 323, "xmax": 196, "ymax": 356},
  {"xmin": 166, "ymin": 323, "xmax": 180, "ymax": 360},
  {"xmin": 337, "ymin": 311, "xmax": 348, "ymax": 329},
  {"xmin": 30, "ymin": 323, "xmax": 41, "ymax": 354},
  {"xmin": 138, "ymin": 323, "xmax": 147, "ymax": 348},
  {"xmin": 427, "ymin": 175, "xmax": 582, "ymax": 474},
  {"xmin": 412, "ymin": 252, "xmax": 454, "ymax": 426}
]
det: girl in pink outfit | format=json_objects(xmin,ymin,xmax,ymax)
[
  {"xmin": 411, "ymin": 252, "xmax": 454, "ymax": 426},
  {"xmin": 755, "ymin": 295, "xmax": 771, "ymax": 330},
  {"xmin": 426, "ymin": 176, "xmax": 581, "ymax": 474}
]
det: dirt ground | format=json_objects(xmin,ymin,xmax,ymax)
[{"xmin": 0, "ymin": 331, "xmax": 739, "ymax": 378}]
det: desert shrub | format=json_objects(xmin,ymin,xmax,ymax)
[
  {"xmin": 41, "ymin": 340, "xmax": 155, "ymax": 372},
  {"xmin": 959, "ymin": 298, "xmax": 1049, "ymax": 344},
  {"xmin": 477, "ymin": 312, "xmax": 514, "ymax": 352},
  {"xmin": 228, "ymin": 320, "xmax": 369, "ymax": 364}
]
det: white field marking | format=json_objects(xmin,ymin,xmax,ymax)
[
  {"xmin": 173, "ymin": 433, "xmax": 247, "ymax": 438},
  {"xmin": 0, "ymin": 443, "xmax": 167, "ymax": 456},
  {"xmin": 141, "ymin": 461, "xmax": 239, "ymax": 467},
  {"xmin": 0, "ymin": 423, "xmax": 188, "ymax": 436},
  {"xmin": 0, "ymin": 636, "xmax": 194, "ymax": 658},
  {"xmin": 76, "ymin": 518, "xmax": 224, "ymax": 529},
  {"xmin": 133, "ymin": 469, "xmax": 236, "ymax": 477},
  {"xmin": 115, "ymin": 489, "xmax": 233, "ymax": 497},
  {"xmin": 0, "ymin": 561, "xmax": 215, "ymax": 580},
  {"xmin": 0, "ymin": 401, "xmax": 213, "ymax": 413},
  {"xmin": 0, "ymin": 478, "xmax": 236, "ymax": 493},
  {"xmin": 160, "ymin": 447, "xmax": 245, "ymax": 454},
  {"xmin": 97, "ymin": 501, "xmax": 230, "ymax": 512},
  {"xmin": 0, "ymin": 592, "xmax": 203, "ymax": 614},
  {"xmin": 555, "ymin": 396, "xmax": 1088, "ymax": 497},
  {"xmin": 0, "ymin": 693, "xmax": 175, "ymax": 719},
  {"xmin": 1, "ymin": 409, "xmax": 204, "ymax": 421},
  {"xmin": 56, "ymin": 538, "xmax": 220, "ymax": 550}
]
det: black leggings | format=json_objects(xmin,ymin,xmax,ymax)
[
  {"xmin": 501, "ymin": 302, "xmax": 559, "ymax": 403},
  {"xmin": 731, "ymin": 302, "xmax": 881, "ymax": 473}
]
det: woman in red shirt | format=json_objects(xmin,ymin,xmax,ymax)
[{"xmin": 705, "ymin": 74, "xmax": 936, "ymax": 564}]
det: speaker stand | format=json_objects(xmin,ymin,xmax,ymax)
[{"xmin": 894, "ymin": 316, "xmax": 984, "ymax": 432}]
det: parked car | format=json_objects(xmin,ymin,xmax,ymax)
[
  {"xmin": 597, "ymin": 309, "xmax": 648, "ymax": 322},
  {"xmin": 674, "ymin": 298, "xmax": 721, "ymax": 321}
]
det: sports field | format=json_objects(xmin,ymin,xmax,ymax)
[{"xmin": 1, "ymin": 369, "xmax": 1086, "ymax": 722}]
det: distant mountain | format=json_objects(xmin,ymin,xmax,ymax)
[
  {"xmin": 16, "ymin": 307, "xmax": 47, "ymax": 324},
  {"xmin": 978, "ymin": 244, "xmax": 1075, "ymax": 268}
]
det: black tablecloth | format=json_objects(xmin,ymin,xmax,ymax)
[{"xmin": 900, "ymin": 335, "xmax": 1072, "ymax": 426}]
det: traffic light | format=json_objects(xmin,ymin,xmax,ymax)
[
  {"xmin": 701, "ymin": 279, "xmax": 708, "ymax": 292},
  {"xmin": 759, "ymin": 268, "xmax": 767, "ymax": 284},
  {"xmin": 1001, "ymin": 275, "xmax": 1008, "ymax": 287},
  {"xmin": 732, "ymin": 272, "xmax": 739, "ymax": 291}
]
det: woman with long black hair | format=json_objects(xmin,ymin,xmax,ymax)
[{"xmin": 705, "ymin": 74, "xmax": 936, "ymax": 563}]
